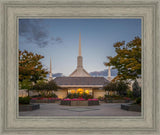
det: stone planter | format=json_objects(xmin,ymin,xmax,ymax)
[
  {"xmin": 71, "ymin": 100, "xmax": 88, "ymax": 106},
  {"xmin": 88, "ymin": 100, "xmax": 99, "ymax": 106},
  {"xmin": 19, "ymin": 104, "xmax": 40, "ymax": 112},
  {"xmin": 60, "ymin": 100, "xmax": 71, "ymax": 105},
  {"xmin": 60, "ymin": 100, "xmax": 99, "ymax": 106},
  {"xmin": 121, "ymin": 104, "xmax": 141, "ymax": 112},
  {"xmin": 105, "ymin": 99, "xmax": 130, "ymax": 103}
]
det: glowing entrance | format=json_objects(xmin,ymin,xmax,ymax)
[
  {"xmin": 68, "ymin": 88, "xmax": 92, "ymax": 95},
  {"xmin": 77, "ymin": 88, "xmax": 84, "ymax": 94}
]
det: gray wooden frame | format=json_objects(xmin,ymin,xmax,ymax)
[{"xmin": 0, "ymin": 0, "xmax": 159, "ymax": 135}]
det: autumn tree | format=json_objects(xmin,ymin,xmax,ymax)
[
  {"xmin": 105, "ymin": 37, "xmax": 141, "ymax": 81},
  {"xmin": 19, "ymin": 50, "xmax": 48, "ymax": 84}
]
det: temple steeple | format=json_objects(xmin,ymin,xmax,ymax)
[
  {"xmin": 49, "ymin": 57, "xmax": 53, "ymax": 81},
  {"xmin": 107, "ymin": 66, "xmax": 112, "ymax": 81},
  {"xmin": 77, "ymin": 33, "xmax": 83, "ymax": 69},
  {"xmin": 69, "ymin": 33, "xmax": 91, "ymax": 77},
  {"xmin": 79, "ymin": 32, "xmax": 81, "ymax": 56}
]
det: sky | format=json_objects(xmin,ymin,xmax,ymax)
[{"xmin": 19, "ymin": 19, "xmax": 141, "ymax": 76}]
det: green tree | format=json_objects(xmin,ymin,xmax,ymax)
[
  {"xmin": 104, "ymin": 81, "xmax": 129, "ymax": 96},
  {"xmin": 104, "ymin": 82, "xmax": 117, "ymax": 92},
  {"xmin": 19, "ymin": 50, "xmax": 48, "ymax": 83},
  {"xmin": 19, "ymin": 79, "xmax": 33, "ymax": 97},
  {"xmin": 116, "ymin": 81, "xmax": 129, "ymax": 96},
  {"xmin": 132, "ymin": 79, "xmax": 141, "ymax": 98},
  {"xmin": 31, "ymin": 80, "xmax": 59, "ymax": 97},
  {"xmin": 105, "ymin": 37, "xmax": 141, "ymax": 81}
]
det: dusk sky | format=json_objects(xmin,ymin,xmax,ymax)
[{"xmin": 19, "ymin": 19, "xmax": 141, "ymax": 76}]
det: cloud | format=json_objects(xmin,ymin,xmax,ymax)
[
  {"xmin": 55, "ymin": 37, "xmax": 62, "ymax": 43},
  {"xmin": 19, "ymin": 19, "xmax": 62, "ymax": 48}
]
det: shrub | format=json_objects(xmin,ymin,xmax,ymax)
[
  {"xmin": 98, "ymin": 96, "xmax": 104, "ymax": 101},
  {"xmin": 31, "ymin": 94, "xmax": 41, "ymax": 98},
  {"xmin": 136, "ymin": 97, "xmax": 141, "ymax": 104},
  {"xmin": 19, "ymin": 96, "xmax": 30, "ymax": 104},
  {"xmin": 50, "ymin": 93, "xmax": 58, "ymax": 98},
  {"xmin": 105, "ymin": 94, "xmax": 111, "ymax": 98},
  {"xmin": 127, "ymin": 90, "xmax": 134, "ymax": 98}
]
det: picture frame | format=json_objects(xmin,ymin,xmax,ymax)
[{"xmin": 0, "ymin": 0, "xmax": 159, "ymax": 135}]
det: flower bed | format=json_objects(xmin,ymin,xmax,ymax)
[{"xmin": 30, "ymin": 97, "xmax": 61, "ymax": 103}]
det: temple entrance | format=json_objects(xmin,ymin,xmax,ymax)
[{"xmin": 68, "ymin": 88, "xmax": 92, "ymax": 95}]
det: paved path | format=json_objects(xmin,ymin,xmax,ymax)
[{"xmin": 19, "ymin": 103, "xmax": 141, "ymax": 116}]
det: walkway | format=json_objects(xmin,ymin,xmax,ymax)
[{"xmin": 19, "ymin": 103, "xmax": 141, "ymax": 116}]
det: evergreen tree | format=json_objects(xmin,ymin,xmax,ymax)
[{"xmin": 132, "ymin": 79, "xmax": 141, "ymax": 98}]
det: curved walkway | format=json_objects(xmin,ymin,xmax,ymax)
[{"xmin": 19, "ymin": 103, "xmax": 141, "ymax": 116}]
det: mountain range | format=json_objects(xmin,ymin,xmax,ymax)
[
  {"xmin": 89, "ymin": 69, "xmax": 118, "ymax": 77},
  {"xmin": 48, "ymin": 69, "xmax": 118, "ymax": 78}
]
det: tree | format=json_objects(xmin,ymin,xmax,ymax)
[
  {"xmin": 104, "ymin": 82, "xmax": 117, "ymax": 92},
  {"xmin": 116, "ymin": 81, "xmax": 129, "ymax": 96},
  {"xmin": 132, "ymin": 79, "xmax": 141, "ymax": 98},
  {"xmin": 105, "ymin": 37, "xmax": 141, "ymax": 81},
  {"xmin": 32, "ymin": 80, "xmax": 59, "ymax": 91},
  {"xmin": 104, "ymin": 81, "xmax": 129, "ymax": 96},
  {"xmin": 19, "ymin": 50, "xmax": 48, "ymax": 83},
  {"xmin": 31, "ymin": 80, "xmax": 59, "ymax": 97},
  {"xmin": 19, "ymin": 79, "xmax": 33, "ymax": 97}
]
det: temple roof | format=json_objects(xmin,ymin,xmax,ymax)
[
  {"xmin": 54, "ymin": 77, "xmax": 109, "ymax": 87},
  {"xmin": 69, "ymin": 68, "xmax": 91, "ymax": 77}
]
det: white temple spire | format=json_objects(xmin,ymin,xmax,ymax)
[
  {"xmin": 79, "ymin": 32, "xmax": 81, "ymax": 56},
  {"xmin": 107, "ymin": 66, "xmax": 112, "ymax": 81},
  {"xmin": 108, "ymin": 66, "xmax": 111, "ymax": 77},
  {"xmin": 49, "ymin": 57, "xmax": 53, "ymax": 81},
  {"xmin": 69, "ymin": 33, "xmax": 91, "ymax": 77}
]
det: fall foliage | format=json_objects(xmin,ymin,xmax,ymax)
[
  {"xmin": 105, "ymin": 37, "xmax": 141, "ymax": 81},
  {"xmin": 19, "ymin": 50, "xmax": 48, "ymax": 83}
]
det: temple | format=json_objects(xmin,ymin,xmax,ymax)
[{"xmin": 52, "ymin": 33, "xmax": 110, "ymax": 98}]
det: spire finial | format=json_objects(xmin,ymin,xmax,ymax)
[{"xmin": 79, "ymin": 32, "xmax": 81, "ymax": 56}]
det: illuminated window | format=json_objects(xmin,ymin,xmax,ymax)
[
  {"xmin": 77, "ymin": 88, "xmax": 84, "ymax": 94},
  {"xmin": 68, "ymin": 89, "xmax": 76, "ymax": 94},
  {"xmin": 71, "ymin": 90, "xmax": 75, "ymax": 94},
  {"xmin": 85, "ymin": 90, "xmax": 89, "ymax": 94}
]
